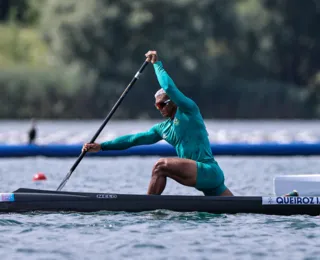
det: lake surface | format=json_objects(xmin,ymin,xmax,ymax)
[
  {"xmin": 1, "ymin": 155, "xmax": 320, "ymax": 260},
  {"xmin": 0, "ymin": 120, "xmax": 320, "ymax": 259},
  {"xmin": 2, "ymin": 119, "xmax": 320, "ymax": 144}
]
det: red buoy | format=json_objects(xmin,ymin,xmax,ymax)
[{"xmin": 32, "ymin": 172, "xmax": 47, "ymax": 181}]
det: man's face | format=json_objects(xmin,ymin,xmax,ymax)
[{"xmin": 155, "ymin": 94, "xmax": 174, "ymax": 118}]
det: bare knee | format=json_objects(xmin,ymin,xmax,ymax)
[{"xmin": 152, "ymin": 158, "xmax": 169, "ymax": 176}]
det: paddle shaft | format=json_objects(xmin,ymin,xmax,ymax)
[{"xmin": 56, "ymin": 61, "xmax": 149, "ymax": 191}]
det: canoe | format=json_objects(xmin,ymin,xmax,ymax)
[{"xmin": 0, "ymin": 188, "xmax": 319, "ymax": 216}]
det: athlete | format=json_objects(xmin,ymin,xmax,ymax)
[{"xmin": 82, "ymin": 50, "xmax": 233, "ymax": 196}]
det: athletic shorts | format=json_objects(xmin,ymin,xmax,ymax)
[{"xmin": 195, "ymin": 161, "xmax": 227, "ymax": 196}]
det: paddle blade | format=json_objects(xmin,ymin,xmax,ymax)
[{"xmin": 57, "ymin": 170, "xmax": 72, "ymax": 191}]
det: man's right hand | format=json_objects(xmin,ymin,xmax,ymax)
[{"xmin": 82, "ymin": 143, "xmax": 101, "ymax": 153}]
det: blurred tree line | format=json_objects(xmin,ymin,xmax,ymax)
[{"xmin": 0, "ymin": 0, "xmax": 319, "ymax": 119}]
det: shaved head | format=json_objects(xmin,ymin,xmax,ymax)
[{"xmin": 154, "ymin": 89, "xmax": 166, "ymax": 98}]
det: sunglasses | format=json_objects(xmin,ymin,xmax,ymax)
[{"xmin": 155, "ymin": 99, "xmax": 171, "ymax": 110}]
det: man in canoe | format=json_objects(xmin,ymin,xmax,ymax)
[{"xmin": 82, "ymin": 50, "xmax": 233, "ymax": 197}]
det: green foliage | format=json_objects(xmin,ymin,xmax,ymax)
[
  {"xmin": 0, "ymin": 0, "xmax": 318, "ymax": 118},
  {"xmin": 0, "ymin": 66, "xmax": 94, "ymax": 118},
  {"xmin": 0, "ymin": 24, "xmax": 48, "ymax": 68}
]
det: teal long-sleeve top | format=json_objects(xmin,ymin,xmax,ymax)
[{"xmin": 101, "ymin": 61, "xmax": 215, "ymax": 163}]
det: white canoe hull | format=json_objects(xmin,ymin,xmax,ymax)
[{"xmin": 274, "ymin": 174, "xmax": 320, "ymax": 196}]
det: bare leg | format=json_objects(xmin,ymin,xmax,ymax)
[
  {"xmin": 147, "ymin": 158, "xmax": 197, "ymax": 195},
  {"xmin": 147, "ymin": 158, "xmax": 232, "ymax": 197},
  {"xmin": 148, "ymin": 173, "xmax": 167, "ymax": 195}
]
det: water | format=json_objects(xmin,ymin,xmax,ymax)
[
  {"xmin": 3, "ymin": 119, "xmax": 320, "ymax": 144},
  {"xmin": 1, "ymin": 120, "xmax": 320, "ymax": 259},
  {"xmin": 1, "ymin": 155, "xmax": 320, "ymax": 259}
]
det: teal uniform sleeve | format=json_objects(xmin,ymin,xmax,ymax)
[
  {"xmin": 153, "ymin": 61, "xmax": 198, "ymax": 113},
  {"xmin": 100, "ymin": 125, "xmax": 162, "ymax": 151}
]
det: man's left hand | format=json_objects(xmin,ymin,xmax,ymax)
[{"xmin": 145, "ymin": 50, "xmax": 158, "ymax": 64}]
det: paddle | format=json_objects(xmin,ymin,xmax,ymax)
[{"xmin": 56, "ymin": 60, "xmax": 149, "ymax": 191}]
